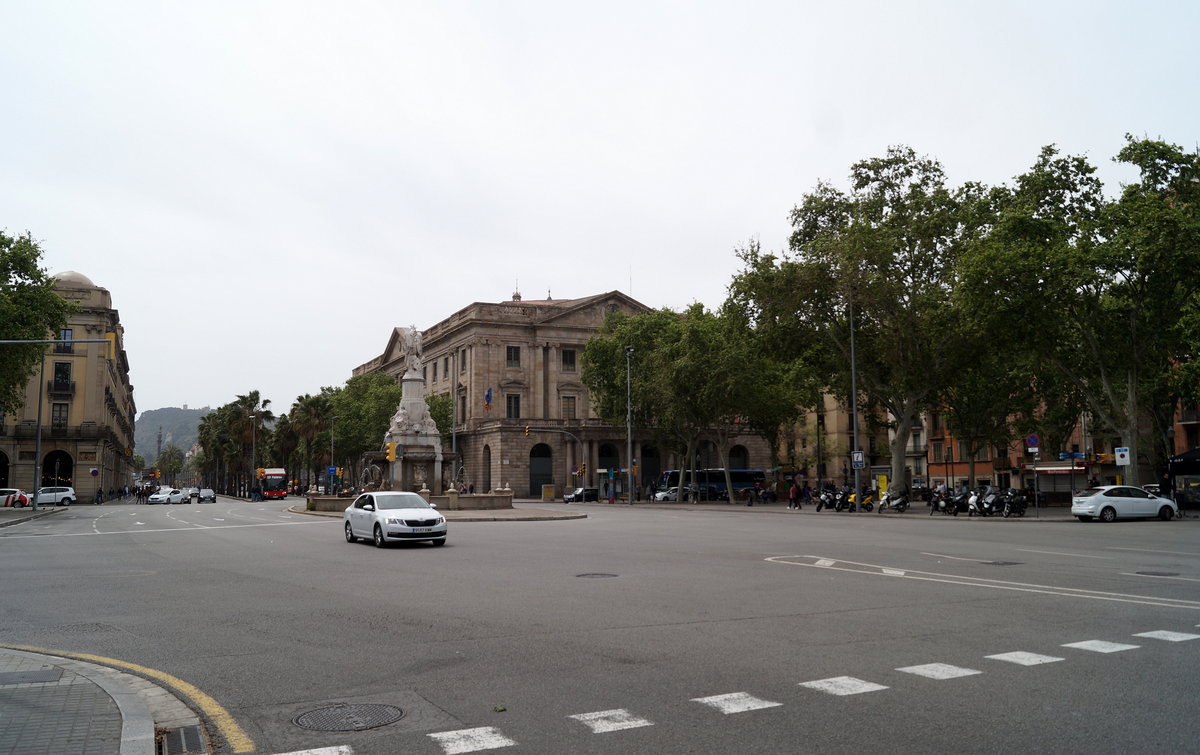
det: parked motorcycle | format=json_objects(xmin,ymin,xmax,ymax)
[
  {"xmin": 929, "ymin": 489, "xmax": 957, "ymax": 515},
  {"xmin": 1001, "ymin": 487, "xmax": 1027, "ymax": 518},
  {"xmin": 855, "ymin": 488, "xmax": 876, "ymax": 513},
  {"xmin": 834, "ymin": 486, "xmax": 851, "ymax": 512},
  {"xmin": 816, "ymin": 488, "xmax": 834, "ymax": 512},
  {"xmin": 878, "ymin": 489, "xmax": 909, "ymax": 514}
]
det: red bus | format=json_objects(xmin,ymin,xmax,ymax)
[{"xmin": 262, "ymin": 468, "xmax": 288, "ymax": 499}]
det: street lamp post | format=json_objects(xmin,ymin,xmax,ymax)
[
  {"xmin": 330, "ymin": 415, "xmax": 338, "ymax": 496},
  {"xmin": 946, "ymin": 446, "xmax": 953, "ymax": 491},
  {"xmin": 625, "ymin": 346, "xmax": 634, "ymax": 505},
  {"xmin": 249, "ymin": 411, "xmax": 258, "ymax": 501}
]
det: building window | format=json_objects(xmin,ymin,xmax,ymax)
[
  {"xmin": 432, "ymin": 362, "xmax": 438, "ymax": 381},
  {"xmin": 443, "ymin": 356, "xmax": 449, "ymax": 377},
  {"xmin": 561, "ymin": 349, "xmax": 577, "ymax": 372},
  {"xmin": 506, "ymin": 346, "xmax": 521, "ymax": 368},
  {"xmin": 460, "ymin": 348, "xmax": 467, "ymax": 372},
  {"xmin": 459, "ymin": 395, "xmax": 466, "ymax": 422},
  {"xmin": 932, "ymin": 441, "xmax": 943, "ymax": 463},
  {"xmin": 53, "ymin": 362, "xmax": 71, "ymax": 386},
  {"xmin": 506, "ymin": 394, "xmax": 521, "ymax": 419},
  {"xmin": 56, "ymin": 328, "xmax": 73, "ymax": 353},
  {"xmin": 51, "ymin": 403, "xmax": 68, "ymax": 427},
  {"xmin": 561, "ymin": 396, "xmax": 576, "ymax": 419}
]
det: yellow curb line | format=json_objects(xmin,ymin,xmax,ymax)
[{"xmin": 2, "ymin": 644, "xmax": 256, "ymax": 753}]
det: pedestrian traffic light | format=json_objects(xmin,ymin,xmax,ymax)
[
  {"xmin": 385, "ymin": 441, "xmax": 397, "ymax": 462},
  {"xmin": 524, "ymin": 426, "xmax": 530, "ymax": 436}
]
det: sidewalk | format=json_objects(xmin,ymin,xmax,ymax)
[{"xmin": 0, "ymin": 646, "xmax": 202, "ymax": 755}]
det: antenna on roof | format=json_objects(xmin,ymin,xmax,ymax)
[{"xmin": 512, "ymin": 278, "xmax": 522, "ymax": 302}]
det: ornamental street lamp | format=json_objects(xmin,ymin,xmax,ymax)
[{"xmin": 625, "ymin": 346, "xmax": 634, "ymax": 505}]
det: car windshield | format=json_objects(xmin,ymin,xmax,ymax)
[
  {"xmin": 375, "ymin": 495, "xmax": 430, "ymax": 510},
  {"xmin": 1076, "ymin": 489, "xmax": 1103, "ymax": 498}
]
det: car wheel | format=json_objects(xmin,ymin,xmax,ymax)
[
  {"xmin": 431, "ymin": 538, "xmax": 446, "ymax": 547},
  {"xmin": 1099, "ymin": 507, "xmax": 1117, "ymax": 523},
  {"xmin": 1158, "ymin": 506, "xmax": 1174, "ymax": 521},
  {"xmin": 345, "ymin": 522, "xmax": 357, "ymax": 542},
  {"xmin": 62, "ymin": 498, "xmax": 72, "ymax": 506},
  {"xmin": 373, "ymin": 525, "xmax": 386, "ymax": 548}
]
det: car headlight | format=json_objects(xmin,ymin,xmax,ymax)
[
  {"xmin": 386, "ymin": 517, "xmax": 404, "ymax": 525},
  {"xmin": 436, "ymin": 516, "xmax": 445, "ymax": 525}
]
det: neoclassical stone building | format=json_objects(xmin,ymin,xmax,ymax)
[
  {"xmin": 354, "ymin": 291, "xmax": 771, "ymax": 498},
  {"xmin": 0, "ymin": 272, "xmax": 136, "ymax": 499}
]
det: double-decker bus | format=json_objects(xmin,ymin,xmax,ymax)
[
  {"xmin": 262, "ymin": 468, "xmax": 288, "ymax": 499},
  {"xmin": 654, "ymin": 468, "xmax": 766, "ymax": 498}
]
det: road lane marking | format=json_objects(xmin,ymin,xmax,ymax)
[
  {"xmin": 799, "ymin": 676, "xmax": 888, "ymax": 696},
  {"xmin": 1133, "ymin": 631, "xmax": 1200, "ymax": 642},
  {"xmin": 568, "ymin": 709, "xmax": 653, "ymax": 733},
  {"xmin": 1109, "ymin": 547, "xmax": 1199, "ymax": 556},
  {"xmin": 1015, "ymin": 549, "xmax": 1114, "ymax": 559},
  {"xmin": 0, "ymin": 520, "xmax": 329, "ymax": 538},
  {"xmin": 985, "ymin": 651, "xmax": 1065, "ymax": 666},
  {"xmin": 896, "ymin": 663, "xmax": 982, "ymax": 680},
  {"xmin": 921, "ymin": 552, "xmax": 994, "ymax": 563},
  {"xmin": 691, "ymin": 692, "xmax": 782, "ymax": 714},
  {"xmin": 429, "ymin": 726, "xmax": 516, "ymax": 753},
  {"xmin": 1, "ymin": 645, "xmax": 255, "ymax": 753},
  {"xmin": 766, "ymin": 555, "xmax": 1200, "ymax": 610},
  {"xmin": 1062, "ymin": 640, "xmax": 1140, "ymax": 653},
  {"xmin": 271, "ymin": 748, "xmax": 354, "ymax": 755},
  {"xmin": 1120, "ymin": 572, "xmax": 1200, "ymax": 583}
]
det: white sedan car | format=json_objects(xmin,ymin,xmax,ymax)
[
  {"xmin": 147, "ymin": 488, "xmax": 189, "ymax": 504},
  {"xmin": 344, "ymin": 491, "xmax": 447, "ymax": 547},
  {"xmin": 1071, "ymin": 485, "xmax": 1178, "ymax": 522}
]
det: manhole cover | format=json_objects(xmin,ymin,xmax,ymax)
[
  {"xmin": 986, "ymin": 561, "xmax": 1022, "ymax": 566},
  {"xmin": 1136, "ymin": 571, "xmax": 1180, "ymax": 577},
  {"xmin": 293, "ymin": 703, "xmax": 404, "ymax": 731},
  {"xmin": 577, "ymin": 573, "xmax": 618, "ymax": 578}
]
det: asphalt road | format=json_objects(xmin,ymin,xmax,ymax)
[{"xmin": 2, "ymin": 498, "xmax": 1198, "ymax": 754}]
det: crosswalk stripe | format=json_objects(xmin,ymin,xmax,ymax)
[
  {"xmin": 799, "ymin": 676, "xmax": 888, "ymax": 695},
  {"xmin": 985, "ymin": 651, "xmax": 1065, "ymax": 666},
  {"xmin": 1061, "ymin": 640, "xmax": 1140, "ymax": 653},
  {"xmin": 568, "ymin": 708, "xmax": 654, "ymax": 733},
  {"xmin": 691, "ymin": 692, "xmax": 782, "ymax": 714},
  {"xmin": 428, "ymin": 726, "xmax": 516, "ymax": 753},
  {"xmin": 1133, "ymin": 630, "xmax": 1200, "ymax": 642},
  {"xmin": 896, "ymin": 663, "xmax": 981, "ymax": 680}
]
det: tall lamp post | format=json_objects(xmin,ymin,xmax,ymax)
[
  {"xmin": 625, "ymin": 346, "xmax": 634, "ymax": 505},
  {"xmin": 330, "ymin": 415, "xmax": 338, "ymax": 496},
  {"xmin": 945, "ymin": 446, "xmax": 953, "ymax": 490},
  {"xmin": 249, "ymin": 410, "xmax": 259, "ymax": 501}
]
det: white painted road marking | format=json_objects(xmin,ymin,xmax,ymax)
[
  {"xmin": 985, "ymin": 651, "xmax": 1065, "ymax": 666},
  {"xmin": 767, "ymin": 555, "xmax": 1200, "ymax": 610},
  {"xmin": 568, "ymin": 708, "xmax": 653, "ymax": 733},
  {"xmin": 1133, "ymin": 630, "xmax": 1200, "ymax": 642},
  {"xmin": 799, "ymin": 676, "xmax": 888, "ymax": 696},
  {"xmin": 1015, "ymin": 549, "xmax": 1114, "ymax": 559},
  {"xmin": 691, "ymin": 692, "xmax": 782, "ymax": 714},
  {"xmin": 1062, "ymin": 640, "xmax": 1140, "ymax": 653},
  {"xmin": 1120, "ymin": 572, "xmax": 1200, "ymax": 583},
  {"xmin": 270, "ymin": 746, "xmax": 355, "ymax": 755},
  {"xmin": 429, "ymin": 727, "xmax": 516, "ymax": 753},
  {"xmin": 2, "ymin": 520, "xmax": 327, "ymax": 538},
  {"xmin": 896, "ymin": 663, "xmax": 981, "ymax": 680}
]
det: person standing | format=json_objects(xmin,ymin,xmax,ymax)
[{"xmin": 788, "ymin": 481, "xmax": 799, "ymax": 510}]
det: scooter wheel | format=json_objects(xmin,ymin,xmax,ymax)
[{"xmin": 864, "ymin": 503, "xmax": 873, "ymax": 512}]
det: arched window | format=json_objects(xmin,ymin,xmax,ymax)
[
  {"xmin": 482, "ymin": 445, "xmax": 492, "ymax": 492},
  {"xmin": 529, "ymin": 443, "xmax": 553, "ymax": 497},
  {"xmin": 728, "ymin": 445, "xmax": 749, "ymax": 470}
]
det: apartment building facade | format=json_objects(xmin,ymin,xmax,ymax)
[
  {"xmin": 0, "ymin": 271, "xmax": 137, "ymax": 500},
  {"xmin": 354, "ymin": 290, "xmax": 772, "ymax": 498}
]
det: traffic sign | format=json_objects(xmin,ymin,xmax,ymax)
[
  {"xmin": 1114, "ymin": 447, "xmax": 1130, "ymax": 466},
  {"xmin": 328, "ymin": 466, "xmax": 337, "ymax": 476},
  {"xmin": 851, "ymin": 451, "xmax": 865, "ymax": 470},
  {"xmin": 1026, "ymin": 434, "xmax": 1040, "ymax": 448}
]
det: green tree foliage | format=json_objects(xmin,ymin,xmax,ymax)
[
  {"xmin": 0, "ymin": 231, "xmax": 74, "ymax": 415},
  {"xmin": 730, "ymin": 147, "xmax": 992, "ymax": 489},
  {"xmin": 155, "ymin": 444, "xmax": 184, "ymax": 483},
  {"xmin": 327, "ymin": 372, "xmax": 404, "ymax": 471},
  {"xmin": 960, "ymin": 137, "xmax": 1200, "ymax": 482}
]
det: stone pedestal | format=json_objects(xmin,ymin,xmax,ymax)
[{"xmin": 385, "ymin": 371, "xmax": 445, "ymax": 495}]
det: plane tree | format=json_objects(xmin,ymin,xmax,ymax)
[{"xmin": 730, "ymin": 147, "xmax": 994, "ymax": 491}]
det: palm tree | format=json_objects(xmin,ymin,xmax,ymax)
[{"xmin": 289, "ymin": 393, "xmax": 330, "ymax": 489}]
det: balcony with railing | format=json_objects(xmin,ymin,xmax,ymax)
[{"xmin": 47, "ymin": 380, "xmax": 76, "ymax": 397}]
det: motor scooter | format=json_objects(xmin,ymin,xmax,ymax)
[{"xmin": 877, "ymin": 489, "xmax": 909, "ymax": 514}]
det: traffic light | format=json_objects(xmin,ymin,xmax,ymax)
[
  {"xmin": 385, "ymin": 441, "xmax": 397, "ymax": 462},
  {"xmin": 256, "ymin": 467, "xmax": 266, "ymax": 479},
  {"xmin": 579, "ymin": 463, "xmax": 587, "ymax": 476},
  {"xmin": 524, "ymin": 426, "xmax": 530, "ymax": 436}
]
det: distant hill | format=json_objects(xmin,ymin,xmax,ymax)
[{"xmin": 134, "ymin": 406, "xmax": 211, "ymax": 459}]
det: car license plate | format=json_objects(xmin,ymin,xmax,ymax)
[{"xmin": 413, "ymin": 527, "xmax": 432, "ymax": 533}]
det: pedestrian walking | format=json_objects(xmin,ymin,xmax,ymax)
[{"xmin": 788, "ymin": 481, "xmax": 800, "ymax": 510}]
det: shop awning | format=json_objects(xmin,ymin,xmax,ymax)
[{"xmin": 1023, "ymin": 463, "xmax": 1087, "ymax": 475}]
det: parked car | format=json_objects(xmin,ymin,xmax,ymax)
[
  {"xmin": 343, "ymin": 491, "xmax": 447, "ymax": 547},
  {"xmin": 36, "ymin": 486, "xmax": 76, "ymax": 506},
  {"xmin": 197, "ymin": 488, "xmax": 217, "ymax": 502},
  {"xmin": 1, "ymin": 488, "xmax": 30, "ymax": 508},
  {"xmin": 563, "ymin": 487, "xmax": 599, "ymax": 503},
  {"xmin": 1072, "ymin": 486, "xmax": 1178, "ymax": 522},
  {"xmin": 147, "ymin": 488, "xmax": 188, "ymax": 504}
]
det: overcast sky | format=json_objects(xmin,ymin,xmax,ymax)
[{"xmin": 3, "ymin": 1, "xmax": 1196, "ymax": 418}]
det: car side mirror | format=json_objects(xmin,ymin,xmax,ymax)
[
  {"xmin": 363, "ymin": 504, "xmax": 374, "ymax": 511},
  {"xmin": 430, "ymin": 503, "xmax": 438, "ymax": 509}
]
